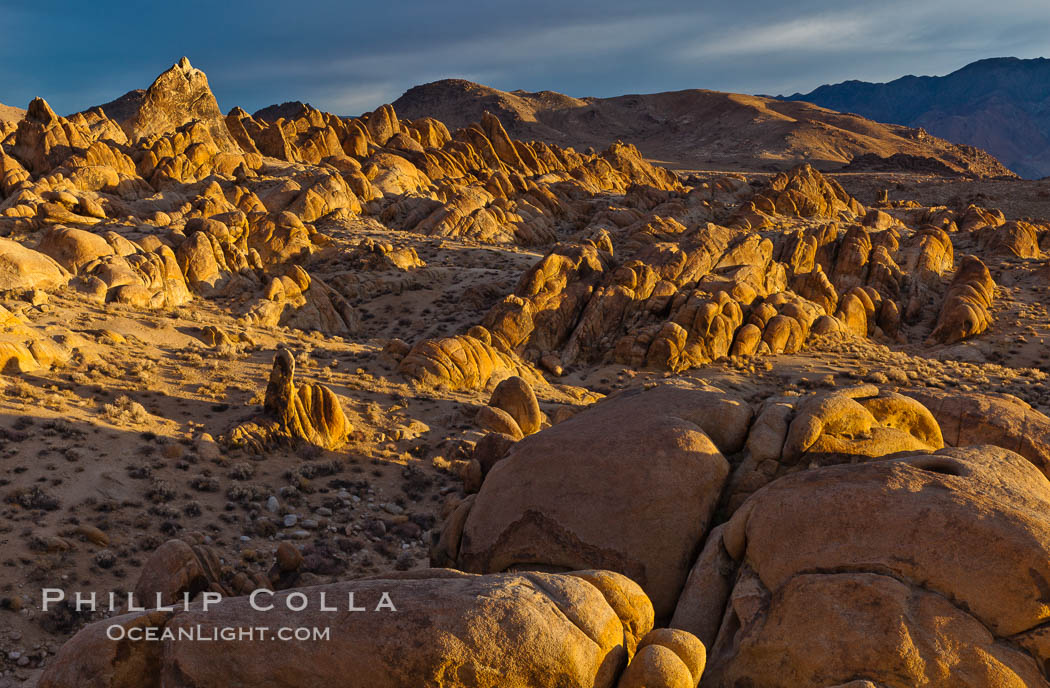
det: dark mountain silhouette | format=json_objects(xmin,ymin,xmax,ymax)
[{"xmin": 782, "ymin": 57, "xmax": 1050, "ymax": 179}]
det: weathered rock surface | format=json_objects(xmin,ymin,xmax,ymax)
[
  {"xmin": 443, "ymin": 384, "xmax": 733, "ymax": 618},
  {"xmin": 101, "ymin": 57, "xmax": 241, "ymax": 154},
  {"xmin": 617, "ymin": 628, "xmax": 706, "ymax": 688},
  {"xmin": 40, "ymin": 569, "xmax": 664, "ymax": 688},
  {"xmin": 488, "ymin": 375, "xmax": 542, "ymax": 435},
  {"xmin": 673, "ymin": 445, "xmax": 1050, "ymax": 687},
  {"xmin": 724, "ymin": 386, "xmax": 945, "ymax": 511},
  {"xmin": 0, "ymin": 237, "xmax": 69, "ymax": 291},
  {"xmin": 398, "ymin": 333, "xmax": 544, "ymax": 391},
  {"xmin": 0, "ymin": 303, "xmax": 75, "ymax": 374},
  {"xmin": 928, "ymin": 255, "xmax": 995, "ymax": 344},
  {"xmin": 907, "ymin": 389, "xmax": 1050, "ymax": 477}
]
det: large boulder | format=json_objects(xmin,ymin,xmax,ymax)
[
  {"xmin": 725, "ymin": 387, "xmax": 945, "ymax": 512},
  {"xmin": 246, "ymin": 268, "xmax": 357, "ymax": 336},
  {"xmin": 488, "ymin": 375, "xmax": 542, "ymax": 435},
  {"xmin": 398, "ymin": 332, "xmax": 544, "ymax": 391},
  {"xmin": 39, "ymin": 569, "xmax": 656, "ymax": 688},
  {"xmin": 672, "ymin": 445, "xmax": 1050, "ymax": 687},
  {"xmin": 0, "ymin": 237, "xmax": 70, "ymax": 291},
  {"xmin": 132, "ymin": 538, "xmax": 304, "ymax": 603},
  {"xmin": 907, "ymin": 389, "xmax": 1050, "ymax": 478},
  {"xmin": 782, "ymin": 386, "xmax": 942, "ymax": 462},
  {"xmin": 928, "ymin": 255, "xmax": 994, "ymax": 344},
  {"xmin": 732, "ymin": 164, "xmax": 863, "ymax": 228},
  {"xmin": 447, "ymin": 384, "xmax": 738, "ymax": 618},
  {"xmin": 132, "ymin": 539, "xmax": 249, "ymax": 605},
  {"xmin": 978, "ymin": 220, "xmax": 1041, "ymax": 259},
  {"xmin": 174, "ymin": 231, "xmax": 222, "ymax": 293},
  {"xmin": 617, "ymin": 628, "xmax": 706, "ymax": 688},
  {"xmin": 0, "ymin": 304, "xmax": 72, "ymax": 374},
  {"xmin": 263, "ymin": 348, "xmax": 350, "ymax": 450},
  {"xmin": 37, "ymin": 225, "xmax": 115, "ymax": 273}
]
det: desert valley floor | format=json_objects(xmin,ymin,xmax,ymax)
[{"xmin": 2, "ymin": 59, "xmax": 1050, "ymax": 687}]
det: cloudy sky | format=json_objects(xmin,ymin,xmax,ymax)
[{"xmin": 2, "ymin": 0, "xmax": 1048, "ymax": 116}]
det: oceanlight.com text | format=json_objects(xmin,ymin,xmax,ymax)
[{"xmin": 106, "ymin": 625, "xmax": 332, "ymax": 642}]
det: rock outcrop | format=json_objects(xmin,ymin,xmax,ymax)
[
  {"xmin": 673, "ymin": 446, "xmax": 1050, "ymax": 687},
  {"xmin": 401, "ymin": 163, "xmax": 1002, "ymax": 390},
  {"xmin": 228, "ymin": 349, "xmax": 350, "ymax": 451},
  {"xmin": 398, "ymin": 333, "xmax": 545, "ymax": 391},
  {"xmin": 724, "ymin": 386, "xmax": 945, "ymax": 511},
  {"xmin": 39, "ymin": 569, "xmax": 691, "ymax": 688},
  {"xmin": 907, "ymin": 389, "xmax": 1050, "ymax": 477},
  {"xmin": 0, "ymin": 237, "xmax": 69, "ymax": 291},
  {"xmin": 439, "ymin": 384, "xmax": 737, "ymax": 619},
  {"xmin": 0, "ymin": 303, "xmax": 75, "ymax": 374},
  {"xmin": 102, "ymin": 57, "xmax": 241, "ymax": 154},
  {"xmin": 928, "ymin": 255, "xmax": 994, "ymax": 344},
  {"xmin": 486, "ymin": 375, "xmax": 542, "ymax": 436}
]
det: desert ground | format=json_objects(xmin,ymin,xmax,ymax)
[{"xmin": 1, "ymin": 59, "xmax": 1050, "ymax": 687}]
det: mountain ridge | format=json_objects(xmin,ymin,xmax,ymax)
[
  {"xmin": 392, "ymin": 78, "xmax": 1013, "ymax": 177},
  {"xmin": 782, "ymin": 57, "xmax": 1050, "ymax": 178}
]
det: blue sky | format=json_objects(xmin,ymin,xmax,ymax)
[{"xmin": 2, "ymin": 0, "xmax": 1049, "ymax": 116}]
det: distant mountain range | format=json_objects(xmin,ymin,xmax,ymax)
[
  {"xmin": 393, "ymin": 79, "xmax": 1012, "ymax": 177},
  {"xmin": 782, "ymin": 57, "xmax": 1050, "ymax": 179}
]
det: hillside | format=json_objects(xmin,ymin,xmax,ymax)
[
  {"xmin": 393, "ymin": 79, "xmax": 1013, "ymax": 177},
  {"xmin": 783, "ymin": 57, "xmax": 1050, "ymax": 179},
  {"xmin": 0, "ymin": 101, "xmax": 25, "ymax": 124}
]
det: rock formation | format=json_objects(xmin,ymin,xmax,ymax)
[
  {"xmin": 228, "ymin": 349, "xmax": 350, "ymax": 451},
  {"xmin": 5, "ymin": 56, "xmax": 1050, "ymax": 688},
  {"xmin": 39, "ymin": 569, "xmax": 693, "ymax": 688},
  {"xmin": 101, "ymin": 57, "xmax": 241, "ymax": 154},
  {"xmin": 928, "ymin": 255, "xmax": 994, "ymax": 344},
  {"xmin": 0, "ymin": 237, "xmax": 69, "ymax": 291},
  {"xmin": 397, "ymin": 163, "xmax": 1012, "ymax": 391},
  {"xmin": 674, "ymin": 446, "xmax": 1050, "ymax": 687},
  {"xmin": 439, "ymin": 384, "xmax": 739, "ymax": 618}
]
